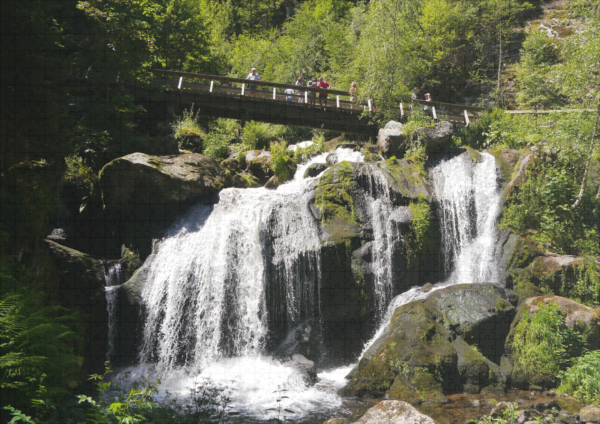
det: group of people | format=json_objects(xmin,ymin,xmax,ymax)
[{"xmin": 247, "ymin": 68, "xmax": 362, "ymax": 110}]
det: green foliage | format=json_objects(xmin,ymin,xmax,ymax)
[
  {"xmin": 242, "ymin": 121, "xmax": 275, "ymax": 150},
  {"xmin": 172, "ymin": 106, "xmax": 204, "ymax": 151},
  {"xmin": 406, "ymin": 195, "xmax": 433, "ymax": 266},
  {"xmin": 63, "ymin": 156, "xmax": 97, "ymax": 213},
  {"xmin": 510, "ymin": 302, "xmax": 583, "ymax": 386},
  {"xmin": 203, "ymin": 132, "xmax": 231, "ymax": 161},
  {"xmin": 558, "ymin": 349, "xmax": 600, "ymax": 404},
  {"xmin": 269, "ymin": 141, "xmax": 292, "ymax": 181}
]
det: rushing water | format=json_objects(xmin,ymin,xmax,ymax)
[
  {"xmin": 102, "ymin": 262, "xmax": 125, "ymax": 362},
  {"xmin": 361, "ymin": 152, "xmax": 502, "ymax": 356},
  {"xmin": 119, "ymin": 148, "xmax": 502, "ymax": 421}
]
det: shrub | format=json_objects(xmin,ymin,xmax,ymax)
[
  {"xmin": 406, "ymin": 195, "xmax": 433, "ymax": 266},
  {"xmin": 203, "ymin": 132, "xmax": 231, "ymax": 160},
  {"xmin": 172, "ymin": 106, "xmax": 205, "ymax": 152},
  {"xmin": 510, "ymin": 302, "xmax": 583, "ymax": 387},
  {"xmin": 558, "ymin": 349, "xmax": 600, "ymax": 404},
  {"xmin": 242, "ymin": 121, "xmax": 274, "ymax": 150},
  {"xmin": 269, "ymin": 140, "xmax": 292, "ymax": 181}
]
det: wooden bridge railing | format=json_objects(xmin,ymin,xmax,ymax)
[{"xmin": 150, "ymin": 69, "xmax": 495, "ymax": 125}]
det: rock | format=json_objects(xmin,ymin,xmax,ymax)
[
  {"xmin": 485, "ymin": 399, "xmax": 499, "ymax": 408},
  {"xmin": 324, "ymin": 419, "xmax": 350, "ymax": 424},
  {"xmin": 245, "ymin": 150, "xmax": 273, "ymax": 183},
  {"xmin": 534, "ymin": 400, "xmax": 560, "ymax": 412},
  {"xmin": 421, "ymin": 283, "xmax": 433, "ymax": 293},
  {"xmin": 377, "ymin": 121, "xmax": 407, "ymax": 158},
  {"xmin": 99, "ymin": 153, "xmax": 227, "ymax": 253},
  {"xmin": 220, "ymin": 157, "xmax": 241, "ymax": 172},
  {"xmin": 491, "ymin": 402, "xmax": 514, "ymax": 418},
  {"xmin": 264, "ymin": 175, "xmax": 281, "ymax": 189},
  {"xmin": 489, "ymin": 148, "xmax": 520, "ymax": 183},
  {"xmin": 273, "ymin": 321, "xmax": 319, "ymax": 361},
  {"xmin": 145, "ymin": 134, "xmax": 179, "ymax": 155},
  {"xmin": 411, "ymin": 121, "xmax": 453, "ymax": 150},
  {"xmin": 290, "ymin": 354, "xmax": 317, "ymax": 385},
  {"xmin": 326, "ymin": 153, "xmax": 339, "ymax": 166},
  {"xmin": 304, "ymin": 163, "xmax": 330, "ymax": 178},
  {"xmin": 47, "ymin": 228, "xmax": 68, "ymax": 243},
  {"xmin": 43, "ymin": 240, "xmax": 106, "ymax": 375},
  {"xmin": 342, "ymin": 284, "xmax": 518, "ymax": 402},
  {"xmin": 352, "ymin": 400, "xmax": 439, "ymax": 424},
  {"xmin": 517, "ymin": 410, "xmax": 531, "ymax": 424},
  {"xmin": 453, "ymin": 338, "xmax": 506, "ymax": 395},
  {"xmin": 557, "ymin": 411, "xmax": 574, "ymax": 424},
  {"xmin": 471, "ymin": 400, "xmax": 481, "ymax": 408},
  {"xmin": 580, "ymin": 405, "xmax": 600, "ymax": 423}
]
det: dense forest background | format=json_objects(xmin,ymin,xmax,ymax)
[{"xmin": 0, "ymin": 0, "xmax": 599, "ymax": 422}]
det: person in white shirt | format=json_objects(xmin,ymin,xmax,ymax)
[
  {"xmin": 246, "ymin": 68, "xmax": 260, "ymax": 97},
  {"xmin": 285, "ymin": 88, "xmax": 295, "ymax": 102}
]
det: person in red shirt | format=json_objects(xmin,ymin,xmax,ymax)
[{"xmin": 317, "ymin": 77, "xmax": 331, "ymax": 108}]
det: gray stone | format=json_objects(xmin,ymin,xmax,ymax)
[
  {"xmin": 377, "ymin": 121, "xmax": 407, "ymax": 158},
  {"xmin": 304, "ymin": 163, "xmax": 330, "ymax": 178},
  {"xmin": 412, "ymin": 121, "xmax": 453, "ymax": 150},
  {"xmin": 580, "ymin": 405, "xmax": 600, "ymax": 423},
  {"xmin": 351, "ymin": 401, "xmax": 439, "ymax": 424},
  {"xmin": 491, "ymin": 402, "xmax": 514, "ymax": 418}
]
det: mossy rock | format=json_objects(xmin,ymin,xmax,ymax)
[
  {"xmin": 304, "ymin": 163, "xmax": 330, "ymax": 178},
  {"xmin": 342, "ymin": 284, "xmax": 518, "ymax": 400},
  {"xmin": 489, "ymin": 148, "xmax": 520, "ymax": 183}
]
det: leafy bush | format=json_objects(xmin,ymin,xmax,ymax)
[
  {"xmin": 269, "ymin": 140, "xmax": 292, "ymax": 181},
  {"xmin": 558, "ymin": 349, "xmax": 600, "ymax": 404},
  {"xmin": 242, "ymin": 121, "xmax": 274, "ymax": 150},
  {"xmin": 63, "ymin": 155, "xmax": 98, "ymax": 213},
  {"xmin": 203, "ymin": 132, "xmax": 231, "ymax": 161},
  {"xmin": 402, "ymin": 108, "xmax": 434, "ymax": 138},
  {"xmin": 171, "ymin": 106, "xmax": 205, "ymax": 152},
  {"xmin": 510, "ymin": 302, "xmax": 583, "ymax": 387},
  {"xmin": 406, "ymin": 195, "xmax": 433, "ymax": 266}
]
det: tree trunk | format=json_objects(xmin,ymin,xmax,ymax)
[{"xmin": 571, "ymin": 98, "xmax": 600, "ymax": 210}]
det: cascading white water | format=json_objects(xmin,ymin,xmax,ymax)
[
  {"xmin": 361, "ymin": 152, "xmax": 502, "ymax": 355},
  {"xmin": 103, "ymin": 262, "xmax": 124, "ymax": 362}
]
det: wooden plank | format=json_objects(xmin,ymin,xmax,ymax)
[{"xmin": 413, "ymin": 99, "xmax": 491, "ymax": 113}]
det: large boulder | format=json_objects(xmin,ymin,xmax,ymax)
[
  {"xmin": 99, "ymin": 153, "xmax": 226, "ymax": 254},
  {"xmin": 377, "ymin": 121, "xmax": 407, "ymax": 158},
  {"xmin": 304, "ymin": 163, "xmax": 330, "ymax": 178},
  {"xmin": 348, "ymin": 400, "xmax": 439, "ymax": 424},
  {"xmin": 245, "ymin": 150, "xmax": 273, "ymax": 183},
  {"xmin": 412, "ymin": 121, "xmax": 453, "ymax": 151},
  {"xmin": 341, "ymin": 284, "xmax": 517, "ymax": 403}
]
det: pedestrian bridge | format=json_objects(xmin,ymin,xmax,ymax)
[{"xmin": 142, "ymin": 70, "xmax": 491, "ymax": 136}]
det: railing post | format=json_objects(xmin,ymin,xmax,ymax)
[
  {"xmin": 241, "ymin": 83, "xmax": 245, "ymax": 96},
  {"xmin": 273, "ymin": 87, "xmax": 276, "ymax": 100},
  {"xmin": 400, "ymin": 102, "xmax": 404, "ymax": 117},
  {"xmin": 432, "ymin": 106, "xmax": 437, "ymax": 120},
  {"xmin": 178, "ymin": 76, "xmax": 183, "ymax": 90},
  {"xmin": 463, "ymin": 110, "xmax": 470, "ymax": 126},
  {"xmin": 209, "ymin": 80, "xmax": 214, "ymax": 93},
  {"xmin": 336, "ymin": 95, "xmax": 340, "ymax": 108},
  {"xmin": 368, "ymin": 99, "xmax": 372, "ymax": 112},
  {"xmin": 305, "ymin": 91, "xmax": 308, "ymax": 104}
]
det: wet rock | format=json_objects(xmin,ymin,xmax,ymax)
[
  {"xmin": 326, "ymin": 152, "xmax": 339, "ymax": 165},
  {"xmin": 580, "ymin": 405, "xmax": 600, "ymax": 423},
  {"xmin": 273, "ymin": 321, "xmax": 319, "ymax": 361},
  {"xmin": 264, "ymin": 175, "xmax": 281, "ymax": 189},
  {"xmin": 517, "ymin": 410, "xmax": 531, "ymax": 424},
  {"xmin": 351, "ymin": 400, "xmax": 439, "ymax": 424},
  {"xmin": 453, "ymin": 338, "xmax": 506, "ymax": 395},
  {"xmin": 304, "ymin": 163, "xmax": 330, "ymax": 178},
  {"xmin": 557, "ymin": 411, "xmax": 574, "ymax": 424},
  {"xmin": 245, "ymin": 150, "xmax": 273, "ymax": 183},
  {"xmin": 290, "ymin": 354, "xmax": 317, "ymax": 385},
  {"xmin": 220, "ymin": 156, "xmax": 241, "ymax": 172},
  {"xmin": 534, "ymin": 400, "xmax": 560, "ymax": 412},
  {"xmin": 471, "ymin": 400, "xmax": 481, "ymax": 408},
  {"xmin": 421, "ymin": 283, "xmax": 433, "ymax": 292},
  {"xmin": 377, "ymin": 121, "xmax": 407, "ymax": 158}
]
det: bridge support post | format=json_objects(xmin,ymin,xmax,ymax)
[
  {"xmin": 273, "ymin": 87, "xmax": 276, "ymax": 100},
  {"xmin": 336, "ymin": 95, "xmax": 340, "ymax": 108},
  {"xmin": 463, "ymin": 110, "xmax": 470, "ymax": 126},
  {"xmin": 241, "ymin": 83, "xmax": 245, "ymax": 96},
  {"xmin": 400, "ymin": 102, "xmax": 404, "ymax": 117},
  {"xmin": 368, "ymin": 99, "xmax": 372, "ymax": 112},
  {"xmin": 210, "ymin": 80, "xmax": 214, "ymax": 93},
  {"xmin": 432, "ymin": 106, "xmax": 437, "ymax": 120},
  {"xmin": 178, "ymin": 76, "xmax": 183, "ymax": 89}
]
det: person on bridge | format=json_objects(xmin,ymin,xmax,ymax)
[
  {"xmin": 285, "ymin": 88, "xmax": 295, "ymax": 102},
  {"xmin": 295, "ymin": 76, "xmax": 305, "ymax": 103},
  {"xmin": 410, "ymin": 87, "xmax": 420, "ymax": 109},
  {"xmin": 349, "ymin": 82, "xmax": 358, "ymax": 110},
  {"xmin": 423, "ymin": 92, "xmax": 432, "ymax": 113},
  {"xmin": 246, "ymin": 68, "xmax": 260, "ymax": 97},
  {"xmin": 307, "ymin": 77, "xmax": 317, "ymax": 105},
  {"xmin": 317, "ymin": 77, "xmax": 331, "ymax": 108}
]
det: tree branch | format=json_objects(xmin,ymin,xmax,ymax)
[{"xmin": 571, "ymin": 97, "xmax": 600, "ymax": 211}]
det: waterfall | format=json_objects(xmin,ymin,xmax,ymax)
[
  {"xmin": 361, "ymin": 152, "xmax": 502, "ymax": 355},
  {"xmin": 103, "ymin": 262, "xmax": 124, "ymax": 362}
]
